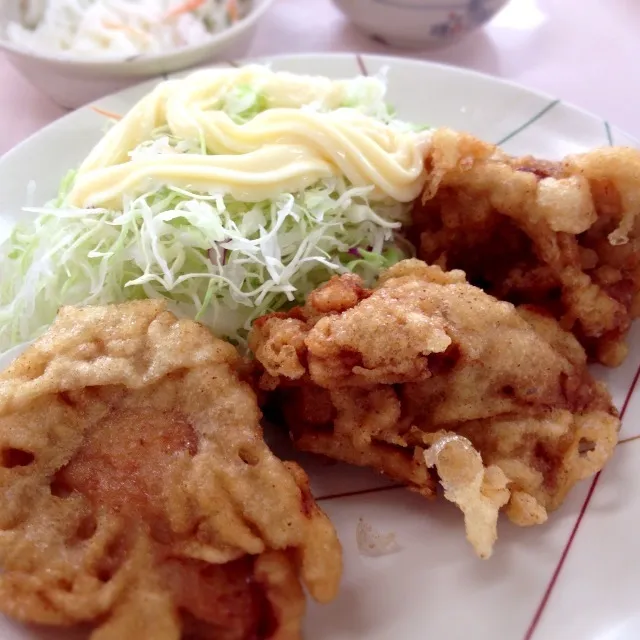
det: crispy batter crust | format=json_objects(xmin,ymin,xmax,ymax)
[
  {"xmin": 413, "ymin": 128, "xmax": 640, "ymax": 366},
  {"xmin": 250, "ymin": 260, "xmax": 619, "ymax": 558},
  {"xmin": 0, "ymin": 300, "xmax": 341, "ymax": 639}
]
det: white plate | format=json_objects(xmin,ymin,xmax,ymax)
[{"xmin": 0, "ymin": 53, "xmax": 639, "ymax": 640}]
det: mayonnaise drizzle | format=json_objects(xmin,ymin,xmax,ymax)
[{"xmin": 68, "ymin": 65, "xmax": 431, "ymax": 209}]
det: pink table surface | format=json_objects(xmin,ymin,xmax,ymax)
[{"xmin": 1, "ymin": 0, "xmax": 638, "ymax": 156}]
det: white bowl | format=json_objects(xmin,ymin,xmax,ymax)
[
  {"xmin": 332, "ymin": 0, "xmax": 509, "ymax": 49},
  {"xmin": 0, "ymin": 0, "xmax": 276, "ymax": 109}
]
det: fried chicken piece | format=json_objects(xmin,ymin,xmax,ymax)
[
  {"xmin": 250, "ymin": 260, "xmax": 619, "ymax": 558},
  {"xmin": 0, "ymin": 301, "xmax": 341, "ymax": 639},
  {"xmin": 412, "ymin": 128, "xmax": 640, "ymax": 366}
]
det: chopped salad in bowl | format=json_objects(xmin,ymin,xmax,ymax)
[
  {"xmin": 8, "ymin": 0, "xmax": 251, "ymax": 59},
  {"xmin": 0, "ymin": 0, "xmax": 275, "ymax": 108}
]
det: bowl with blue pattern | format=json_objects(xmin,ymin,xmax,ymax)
[{"xmin": 332, "ymin": 0, "xmax": 509, "ymax": 48}]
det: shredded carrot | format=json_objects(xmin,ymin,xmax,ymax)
[
  {"xmin": 227, "ymin": 0, "xmax": 238, "ymax": 22},
  {"xmin": 163, "ymin": 0, "xmax": 206, "ymax": 20},
  {"xmin": 102, "ymin": 20, "xmax": 148, "ymax": 39},
  {"xmin": 91, "ymin": 106, "xmax": 123, "ymax": 120}
]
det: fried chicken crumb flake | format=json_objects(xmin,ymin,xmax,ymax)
[
  {"xmin": 250, "ymin": 260, "xmax": 620, "ymax": 558},
  {"xmin": 355, "ymin": 518, "xmax": 401, "ymax": 558},
  {"xmin": 0, "ymin": 300, "xmax": 342, "ymax": 640},
  {"xmin": 423, "ymin": 432, "xmax": 509, "ymax": 559}
]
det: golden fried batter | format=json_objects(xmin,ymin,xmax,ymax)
[
  {"xmin": 412, "ymin": 128, "xmax": 640, "ymax": 366},
  {"xmin": 250, "ymin": 260, "xmax": 619, "ymax": 558},
  {"xmin": 0, "ymin": 301, "xmax": 341, "ymax": 639}
]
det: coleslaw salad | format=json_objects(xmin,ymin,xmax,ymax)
[{"xmin": 8, "ymin": 0, "xmax": 250, "ymax": 59}]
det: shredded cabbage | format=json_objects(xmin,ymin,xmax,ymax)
[{"xmin": 0, "ymin": 71, "xmax": 421, "ymax": 353}]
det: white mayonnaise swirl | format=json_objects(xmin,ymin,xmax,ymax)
[{"xmin": 68, "ymin": 65, "xmax": 432, "ymax": 208}]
